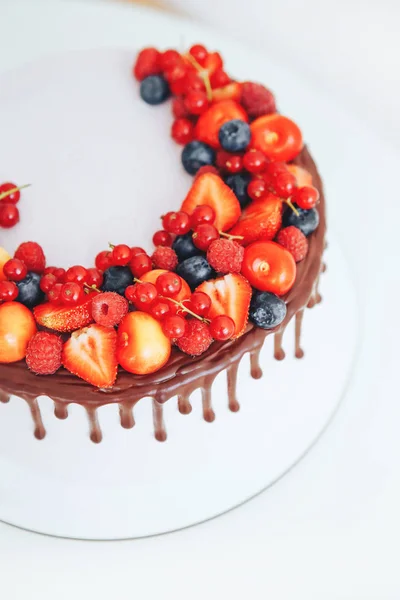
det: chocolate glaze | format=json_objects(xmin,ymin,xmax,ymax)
[{"xmin": 0, "ymin": 146, "xmax": 326, "ymax": 442}]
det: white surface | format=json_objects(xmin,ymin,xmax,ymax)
[{"xmin": 0, "ymin": 0, "xmax": 399, "ymax": 598}]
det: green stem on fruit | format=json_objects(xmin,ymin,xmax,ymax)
[
  {"xmin": 83, "ymin": 283, "xmax": 102, "ymax": 294},
  {"xmin": 285, "ymin": 198, "xmax": 300, "ymax": 217},
  {"xmin": 0, "ymin": 183, "xmax": 31, "ymax": 202},
  {"xmin": 133, "ymin": 277, "xmax": 210, "ymax": 324},
  {"xmin": 219, "ymin": 231, "xmax": 244, "ymax": 241},
  {"xmin": 108, "ymin": 242, "xmax": 115, "ymax": 250},
  {"xmin": 185, "ymin": 53, "xmax": 213, "ymax": 102}
]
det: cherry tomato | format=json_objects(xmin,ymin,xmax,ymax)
[
  {"xmin": 250, "ymin": 114, "xmax": 303, "ymax": 162},
  {"xmin": 241, "ymin": 241, "xmax": 296, "ymax": 295}
]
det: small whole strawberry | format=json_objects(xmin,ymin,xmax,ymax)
[
  {"xmin": 26, "ymin": 331, "xmax": 63, "ymax": 375},
  {"xmin": 206, "ymin": 238, "xmax": 244, "ymax": 274},
  {"xmin": 241, "ymin": 82, "xmax": 276, "ymax": 119},
  {"xmin": 152, "ymin": 246, "xmax": 178, "ymax": 271},
  {"xmin": 276, "ymin": 226, "xmax": 308, "ymax": 262},
  {"xmin": 176, "ymin": 319, "xmax": 213, "ymax": 356},
  {"xmin": 14, "ymin": 241, "xmax": 46, "ymax": 274}
]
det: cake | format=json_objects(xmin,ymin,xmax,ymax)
[{"xmin": 0, "ymin": 44, "xmax": 326, "ymax": 443}]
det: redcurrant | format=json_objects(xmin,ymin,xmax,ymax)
[
  {"xmin": 130, "ymin": 253, "xmax": 152, "ymax": 277},
  {"xmin": 172, "ymin": 97, "xmax": 190, "ymax": 119},
  {"xmin": 47, "ymin": 283, "xmax": 63, "ymax": 305},
  {"xmin": 171, "ymin": 118, "xmax": 194, "ymax": 145},
  {"xmin": 273, "ymin": 171, "xmax": 297, "ymax": 199},
  {"xmin": 295, "ymin": 186, "xmax": 319, "ymax": 210},
  {"xmin": 152, "ymin": 230, "xmax": 173, "ymax": 247},
  {"xmin": 192, "ymin": 224, "xmax": 219, "ymax": 251},
  {"xmin": 111, "ymin": 244, "xmax": 132, "ymax": 266},
  {"xmin": 3, "ymin": 258, "xmax": 27, "ymax": 282},
  {"xmin": 133, "ymin": 282, "xmax": 158, "ymax": 307},
  {"xmin": 184, "ymin": 91, "xmax": 209, "ymax": 116},
  {"xmin": 150, "ymin": 300, "xmax": 171, "ymax": 321},
  {"xmin": 156, "ymin": 272, "xmax": 182, "ymax": 297},
  {"xmin": 162, "ymin": 315, "xmax": 187, "ymax": 339},
  {"xmin": 189, "ymin": 44, "xmax": 208, "ymax": 66},
  {"xmin": 60, "ymin": 282, "xmax": 84, "ymax": 306},
  {"xmin": 187, "ymin": 291, "xmax": 211, "ymax": 317},
  {"xmin": 243, "ymin": 150, "xmax": 268, "ymax": 174},
  {"xmin": 162, "ymin": 211, "xmax": 191, "ymax": 235},
  {"xmin": 85, "ymin": 268, "xmax": 103, "ymax": 288},
  {"xmin": 0, "ymin": 203, "xmax": 19, "ymax": 228},
  {"xmin": 124, "ymin": 285, "xmax": 137, "ymax": 303},
  {"xmin": 0, "ymin": 182, "xmax": 21, "ymax": 204},
  {"xmin": 210, "ymin": 69, "xmax": 230, "ymax": 88},
  {"xmin": 0, "ymin": 280, "xmax": 18, "ymax": 301},
  {"xmin": 65, "ymin": 265, "xmax": 88, "ymax": 284},
  {"xmin": 209, "ymin": 315, "xmax": 235, "ymax": 340},
  {"xmin": 160, "ymin": 49, "xmax": 182, "ymax": 71},
  {"xmin": 190, "ymin": 205, "xmax": 216, "ymax": 227},
  {"xmin": 95, "ymin": 250, "xmax": 112, "ymax": 272},
  {"xmin": 130, "ymin": 246, "xmax": 146, "ymax": 258},
  {"xmin": 40, "ymin": 273, "xmax": 57, "ymax": 293},
  {"xmin": 248, "ymin": 178, "xmax": 267, "ymax": 201}
]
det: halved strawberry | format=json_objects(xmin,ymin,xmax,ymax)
[
  {"xmin": 62, "ymin": 324, "xmax": 117, "ymax": 388},
  {"xmin": 212, "ymin": 82, "xmax": 242, "ymax": 103},
  {"xmin": 181, "ymin": 173, "xmax": 241, "ymax": 232},
  {"xmin": 33, "ymin": 294, "xmax": 96, "ymax": 332},
  {"xmin": 228, "ymin": 193, "xmax": 283, "ymax": 245},
  {"xmin": 196, "ymin": 273, "xmax": 251, "ymax": 338},
  {"xmin": 287, "ymin": 164, "xmax": 313, "ymax": 187},
  {"xmin": 195, "ymin": 100, "xmax": 248, "ymax": 148}
]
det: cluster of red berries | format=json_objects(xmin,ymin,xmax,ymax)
[{"xmin": 0, "ymin": 182, "xmax": 29, "ymax": 229}]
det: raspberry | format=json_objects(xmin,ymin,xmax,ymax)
[
  {"xmin": 26, "ymin": 332, "xmax": 63, "ymax": 375},
  {"xmin": 92, "ymin": 292, "xmax": 129, "ymax": 327},
  {"xmin": 194, "ymin": 165, "xmax": 219, "ymax": 179},
  {"xmin": 276, "ymin": 226, "xmax": 308, "ymax": 262},
  {"xmin": 207, "ymin": 238, "xmax": 244, "ymax": 274},
  {"xmin": 241, "ymin": 82, "xmax": 276, "ymax": 119},
  {"xmin": 14, "ymin": 242, "xmax": 46, "ymax": 274},
  {"xmin": 133, "ymin": 47, "xmax": 161, "ymax": 81},
  {"xmin": 176, "ymin": 319, "xmax": 213, "ymax": 356},
  {"xmin": 152, "ymin": 247, "xmax": 178, "ymax": 271}
]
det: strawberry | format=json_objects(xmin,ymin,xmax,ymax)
[
  {"xmin": 196, "ymin": 273, "xmax": 251, "ymax": 338},
  {"xmin": 181, "ymin": 173, "xmax": 241, "ymax": 232},
  {"xmin": 34, "ymin": 294, "xmax": 95, "ymax": 332},
  {"xmin": 228, "ymin": 193, "xmax": 283, "ymax": 245},
  {"xmin": 62, "ymin": 324, "xmax": 118, "ymax": 388},
  {"xmin": 212, "ymin": 82, "xmax": 242, "ymax": 103},
  {"xmin": 195, "ymin": 100, "xmax": 248, "ymax": 149}
]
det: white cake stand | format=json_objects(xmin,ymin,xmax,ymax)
[{"xmin": 0, "ymin": 40, "xmax": 359, "ymax": 539}]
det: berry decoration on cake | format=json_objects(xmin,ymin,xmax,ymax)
[{"xmin": 0, "ymin": 43, "xmax": 326, "ymax": 442}]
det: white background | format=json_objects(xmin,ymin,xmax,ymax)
[{"xmin": 0, "ymin": 0, "xmax": 399, "ymax": 598}]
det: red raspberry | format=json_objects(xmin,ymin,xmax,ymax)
[
  {"xmin": 276, "ymin": 226, "xmax": 308, "ymax": 262},
  {"xmin": 194, "ymin": 165, "xmax": 219, "ymax": 180},
  {"xmin": 241, "ymin": 82, "xmax": 276, "ymax": 119},
  {"xmin": 152, "ymin": 247, "xmax": 178, "ymax": 271},
  {"xmin": 14, "ymin": 241, "xmax": 46, "ymax": 274},
  {"xmin": 133, "ymin": 47, "xmax": 161, "ymax": 81},
  {"xmin": 176, "ymin": 319, "xmax": 213, "ymax": 356},
  {"xmin": 26, "ymin": 332, "xmax": 63, "ymax": 375},
  {"xmin": 206, "ymin": 238, "xmax": 244, "ymax": 274},
  {"xmin": 92, "ymin": 292, "xmax": 129, "ymax": 327}
]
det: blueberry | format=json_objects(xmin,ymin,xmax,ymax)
[
  {"xmin": 181, "ymin": 141, "xmax": 216, "ymax": 175},
  {"xmin": 249, "ymin": 291, "xmax": 287, "ymax": 330},
  {"xmin": 225, "ymin": 172, "xmax": 252, "ymax": 208},
  {"xmin": 283, "ymin": 206, "xmax": 319, "ymax": 236},
  {"xmin": 172, "ymin": 233, "xmax": 202, "ymax": 262},
  {"xmin": 140, "ymin": 75, "xmax": 170, "ymax": 105},
  {"xmin": 218, "ymin": 119, "xmax": 251, "ymax": 153},
  {"xmin": 176, "ymin": 256, "xmax": 216, "ymax": 290},
  {"xmin": 16, "ymin": 272, "xmax": 44, "ymax": 309},
  {"xmin": 101, "ymin": 267, "xmax": 133, "ymax": 296}
]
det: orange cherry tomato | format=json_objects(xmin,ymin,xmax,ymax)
[
  {"xmin": 287, "ymin": 164, "xmax": 313, "ymax": 187},
  {"xmin": 195, "ymin": 100, "xmax": 248, "ymax": 149},
  {"xmin": 241, "ymin": 241, "xmax": 296, "ymax": 295},
  {"xmin": 250, "ymin": 114, "xmax": 303, "ymax": 162},
  {"xmin": 0, "ymin": 247, "xmax": 11, "ymax": 281}
]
